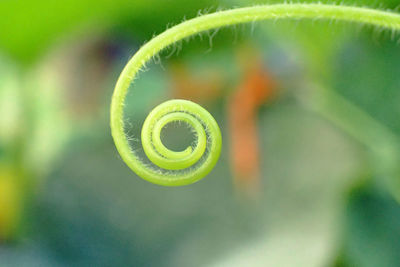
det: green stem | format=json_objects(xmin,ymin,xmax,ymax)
[
  {"xmin": 111, "ymin": 3, "xmax": 400, "ymax": 186},
  {"xmin": 302, "ymin": 85, "xmax": 400, "ymax": 200},
  {"xmin": 305, "ymin": 86, "xmax": 400, "ymax": 156}
]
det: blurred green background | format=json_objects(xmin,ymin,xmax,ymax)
[{"xmin": 1, "ymin": 0, "xmax": 400, "ymax": 266}]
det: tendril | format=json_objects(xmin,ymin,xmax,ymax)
[
  {"xmin": 141, "ymin": 99, "xmax": 221, "ymax": 182},
  {"xmin": 110, "ymin": 3, "xmax": 400, "ymax": 186}
]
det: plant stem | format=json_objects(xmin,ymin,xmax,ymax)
[{"xmin": 111, "ymin": 3, "xmax": 400, "ymax": 186}]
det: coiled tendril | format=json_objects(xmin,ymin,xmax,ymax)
[
  {"xmin": 140, "ymin": 99, "xmax": 221, "ymax": 185},
  {"xmin": 111, "ymin": 3, "xmax": 400, "ymax": 186}
]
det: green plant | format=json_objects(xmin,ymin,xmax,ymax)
[{"xmin": 111, "ymin": 3, "xmax": 400, "ymax": 186}]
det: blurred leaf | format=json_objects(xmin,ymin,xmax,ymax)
[
  {"xmin": 343, "ymin": 186, "xmax": 400, "ymax": 267},
  {"xmin": 0, "ymin": 167, "xmax": 22, "ymax": 240},
  {"xmin": 0, "ymin": 57, "xmax": 22, "ymax": 152},
  {"xmin": 0, "ymin": 0, "xmax": 215, "ymax": 63},
  {"xmin": 333, "ymin": 38, "xmax": 400, "ymax": 135}
]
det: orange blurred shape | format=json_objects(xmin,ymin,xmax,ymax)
[{"xmin": 228, "ymin": 50, "xmax": 277, "ymax": 194}]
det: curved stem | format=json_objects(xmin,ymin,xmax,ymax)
[
  {"xmin": 302, "ymin": 84, "xmax": 400, "ymax": 200},
  {"xmin": 111, "ymin": 3, "xmax": 400, "ymax": 186}
]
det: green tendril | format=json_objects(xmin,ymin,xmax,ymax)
[{"xmin": 111, "ymin": 3, "xmax": 400, "ymax": 186}]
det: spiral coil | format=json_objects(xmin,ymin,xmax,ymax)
[{"xmin": 110, "ymin": 3, "xmax": 400, "ymax": 186}]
